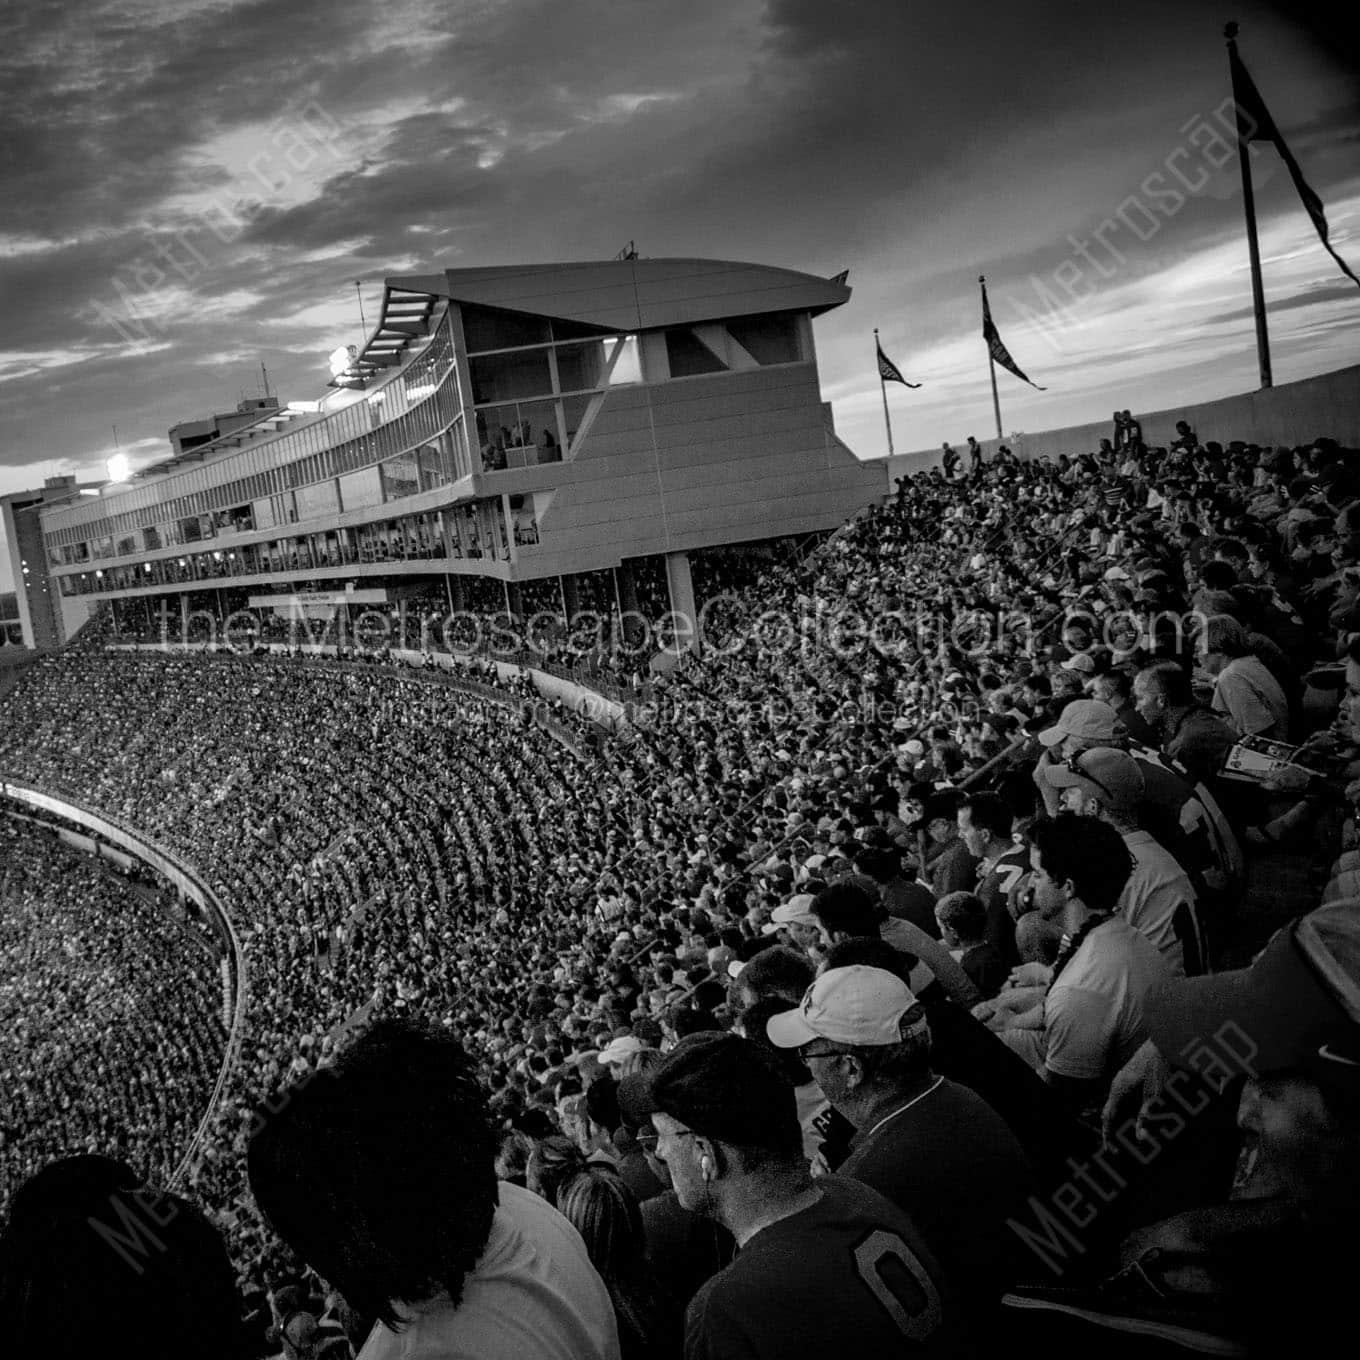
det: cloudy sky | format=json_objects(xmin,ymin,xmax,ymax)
[{"xmin": 2, "ymin": 0, "xmax": 1358, "ymax": 594}]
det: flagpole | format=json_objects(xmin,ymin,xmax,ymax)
[
  {"xmin": 875, "ymin": 328, "xmax": 895, "ymax": 456},
  {"xmin": 980, "ymin": 277, "xmax": 1003, "ymax": 439},
  {"xmin": 1226, "ymin": 22, "xmax": 1272, "ymax": 389}
]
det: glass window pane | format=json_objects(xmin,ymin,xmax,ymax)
[
  {"xmin": 381, "ymin": 451, "xmax": 421, "ymax": 501},
  {"xmin": 339, "ymin": 468, "xmax": 383, "ymax": 512},
  {"xmin": 665, "ymin": 328, "xmax": 727, "ymax": 377},
  {"xmin": 475, "ymin": 400, "xmax": 559, "ymax": 471},
  {"xmin": 606, "ymin": 335, "xmax": 641, "ymax": 384},
  {"xmin": 555, "ymin": 340, "xmax": 606, "ymax": 393},
  {"xmin": 462, "ymin": 304, "xmax": 550, "ymax": 352},
  {"xmin": 469, "ymin": 349, "xmax": 553, "ymax": 405},
  {"xmin": 727, "ymin": 313, "xmax": 800, "ymax": 365},
  {"xmin": 295, "ymin": 480, "xmax": 340, "ymax": 520},
  {"xmin": 417, "ymin": 442, "xmax": 448, "ymax": 491},
  {"xmin": 561, "ymin": 393, "xmax": 593, "ymax": 453}
]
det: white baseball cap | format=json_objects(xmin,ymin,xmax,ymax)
[
  {"xmin": 760, "ymin": 894, "xmax": 820, "ymax": 935},
  {"xmin": 766, "ymin": 966, "xmax": 929, "ymax": 1049},
  {"xmin": 598, "ymin": 1035, "xmax": 645, "ymax": 1066}
]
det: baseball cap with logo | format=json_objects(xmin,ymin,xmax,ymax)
[
  {"xmin": 1044, "ymin": 746, "xmax": 1145, "ymax": 811},
  {"xmin": 765, "ymin": 966, "xmax": 930, "ymax": 1049},
  {"xmin": 1037, "ymin": 698, "xmax": 1119, "ymax": 748},
  {"xmin": 1147, "ymin": 900, "xmax": 1360, "ymax": 1085}
]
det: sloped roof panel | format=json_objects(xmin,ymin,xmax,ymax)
[{"xmin": 385, "ymin": 258, "xmax": 849, "ymax": 332}]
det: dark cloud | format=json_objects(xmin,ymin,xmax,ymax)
[{"xmin": 1201, "ymin": 280, "xmax": 1360, "ymax": 326}]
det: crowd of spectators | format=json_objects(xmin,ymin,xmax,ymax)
[
  {"xmin": 0, "ymin": 820, "xmax": 225, "ymax": 1214},
  {"xmin": 3, "ymin": 423, "xmax": 1360, "ymax": 1357}
]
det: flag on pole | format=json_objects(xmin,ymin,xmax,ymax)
[
  {"xmin": 876, "ymin": 338, "xmax": 921, "ymax": 388},
  {"xmin": 1228, "ymin": 42, "xmax": 1360, "ymax": 289},
  {"xmin": 981, "ymin": 279, "xmax": 1046, "ymax": 390}
]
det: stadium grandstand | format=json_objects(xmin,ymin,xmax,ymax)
[
  {"xmin": 32, "ymin": 259, "xmax": 881, "ymax": 684},
  {"xmin": 3, "ymin": 289, "xmax": 1360, "ymax": 1354}
]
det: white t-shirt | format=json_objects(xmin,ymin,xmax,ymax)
[
  {"xmin": 1043, "ymin": 916, "xmax": 1169, "ymax": 1086},
  {"xmin": 1120, "ymin": 829, "xmax": 1196, "ymax": 977},
  {"xmin": 1212, "ymin": 656, "xmax": 1288, "ymax": 739},
  {"xmin": 358, "ymin": 1181, "xmax": 622, "ymax": 1360}
]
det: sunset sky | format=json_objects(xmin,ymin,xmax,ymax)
[{"xmin": 2, "ymin": 0, "xmax": 1357, "ymax": 593}]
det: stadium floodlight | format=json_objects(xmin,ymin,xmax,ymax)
[
  {"xmin": 107, "ymin": 453, "xmax": 131, "ymax": 482},
  {"xmin": 329, "ymin": 344, "xmax": 358, "ymax": 378}
]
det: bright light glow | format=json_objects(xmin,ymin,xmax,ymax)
[
  {"xmin": 329, "ymin": 344, "xmax": 357, "ymax": 378},
  {"xmin": 106, "ymin": 453, "xmax": 131, "ymax": 482},
  {"xmin": 367, "ymin": 390, "xmax": 386, "ymax": 406},
  {"xmin": 287, "ymin": 399, "xmax": 322, "ymax": 414}
]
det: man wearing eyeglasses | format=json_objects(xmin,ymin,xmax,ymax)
[
  {"xmin": 766, "ymin": 966, "xmax": 1035, "ymax": 1315},
  {"xmin": 642, "ymin": 1032, "xmax": 973, "ymax": 1359}
]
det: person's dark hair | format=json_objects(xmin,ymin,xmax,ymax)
[
  {"xmin": 671, "ymin": 1007, "xmax": 722, "ymax": 1040},
  {"xmin": 735, "ymin": 945, "xmax": 815, "ymax": 1005},
  {"xmin": 810, "ymin": 880, "xmax": 883, "ymax": 939},
  {"xmin": 526, "ymin": 1135, "xmax": 588, "ymax": 1207},
  {"xmin": 246, "ymin": 1017, "xmax": 498, "ymax": 1333},
  {"xmin": 585, "ymin": 1074, "xmax": 621, "ymax": 1135},
  {"xmin": 958, "ymin": 791, "xmax": 1012, "ymax": 842},
  {"xmin": 1199, "ymin": 559, "xmax": 1238, "ymax": 590},
  {"xmin": 555, "ymin": 1168, "xmax": 678, "ymax": 1358},
  {"xmin": 935, "ymin": 891, "xmax": 988, "ymax": 943},
  {"xmin": 819, "ymin": 937, "xmax": 916, "ymax": 983},
  {"xmin": 1100, "ymin": 662, "xmax": 1134, "ymax": 695},
  {"xmin": 1201, "ymin": 614, "xmax": 1251, "ymax": 658},
  {"xmin": 646, "ymin": 1032, "xmax": 802, "ymax": 1168},
  {"xmin": 495, "ymin": 1130, "xmax": 535, "ymax": 1186},
  {"xmin": 1140, "ymin": 660, "xmax": 1193, "ymax": 708},
  {"xmin": 922, "ymin": 789, "xmax": 965, "ymax": 824},
  {"xmin": 1023, "ymin": 672, "xmax": 1052, "ymax": 697},
  {"xmin": 1029, "ymin": 814, "xmax": 1133, "ymax": 913},
  {"xmin": 852, "ymin": 846, "xmax": 901, "ymax": 884},
  {"xmin": 0, "ymin": 1155, "xmax": 244, "ymax": 1359},
  {"xmin": 736, "ymin": 995, "xmax": 813, "ymax": 1086}
]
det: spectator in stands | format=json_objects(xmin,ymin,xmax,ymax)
[
  {"xmin": 1043, "ymin": 747, "xmax": 1202, "ymax": 975},
  {"xmin": 1103, "ymin": 900, "xmax": 1360, "ymax": 1354},
  {"xmin": 853, "ymin": 843, "xmax": 936, "ymax": 936},
  {"xmin": 767, "ymin": 966, "xmax": 1036, "ymax": 1312},
  {"xmin": 727, "ymin": 944, "xmax": 814, "ymax": 1015},
  {"xmin": 990, "ymin": 815, "xmax": 1169, "ymax": 1117},
  {"xmin": 1132, "ymin": 660, "xmax": 1236, "ymax": 784},
  {"xmin": 247, "ymin": 1018, "xmax": 621, "ymax": 1360},
  {"xmin": 616, "ymin": 1074, "xmax": 733, "ymax": 1312},
  {"xmin": 810, "ymin": 880, "xmax": 979, "ymax": 1008},
  {"xmin": 1089, "ymin": 668, "xmax": 1158, "ymax": 748},
  {"xmin": 934, "ymin": 891, "xmax": 1008, "ymax": 999},
  {"xmin": 644, "ymin": 1032, "xmax": 972, "ymax": 1357},
  {"xmin": 1200, "ymin": 615, "xmax": 1290, "ymax": 739},
  {"xmin": 921, "ymin": 791, "xmax": 978, "ymax": 898},
  {"xmin": 554, "ymin": 1166, "xmax": 682, "ymax": 1359},
  {"xmin": 957, "ymin": 792, "xmax": 1025, "ymax": 962},
  {"xmin": 0, "ymin": 1154, "xmax": 244, "ymax": 1360}
]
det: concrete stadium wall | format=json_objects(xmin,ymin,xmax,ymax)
[{"xmin": 875, "ymin": 363, "xmax": 1360, "ymax": 484}]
